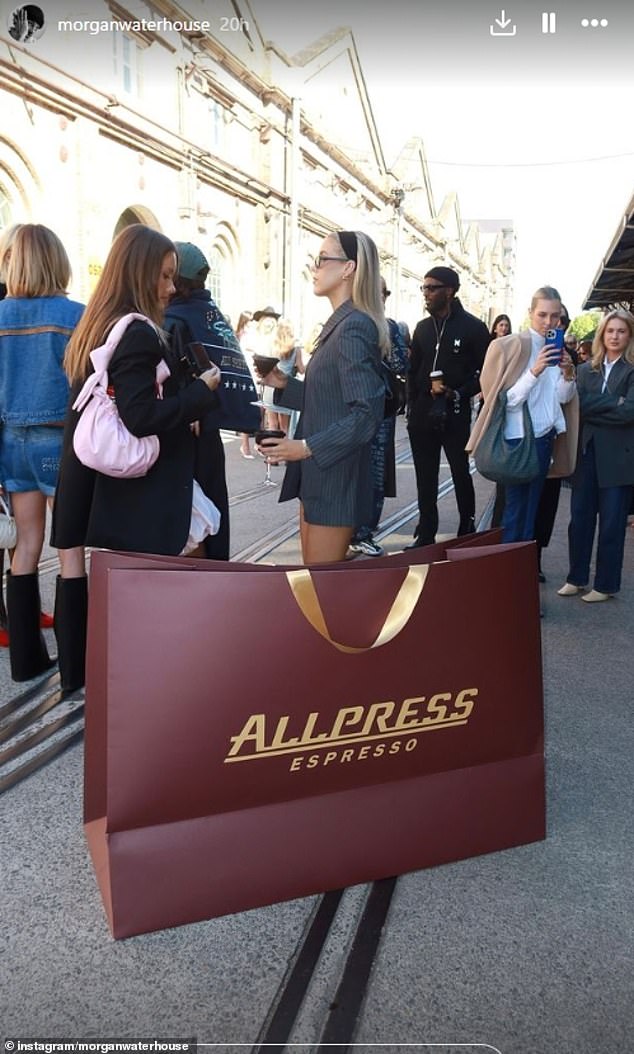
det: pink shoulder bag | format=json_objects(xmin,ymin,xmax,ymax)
[{"xmin": 72, "ymin": 313, "xmax": 170, "ymax": 479}]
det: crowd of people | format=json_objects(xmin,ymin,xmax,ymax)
[{"xmin": 0, "ymin": 221, "xmax": 632, "ymax": 695}]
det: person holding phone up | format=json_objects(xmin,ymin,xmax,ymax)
[{"xmin": 468, "ymin": 285, "xmax": 578, "ymax": 543}]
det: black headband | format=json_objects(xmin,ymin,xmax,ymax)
[{"xmin": 337, "ymin": 231, "xmax": 358, "ymax": 263}]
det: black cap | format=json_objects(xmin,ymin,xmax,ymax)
[{"xmin": 424, "ymin": 266, "xmax": 460, "ymax": 291}]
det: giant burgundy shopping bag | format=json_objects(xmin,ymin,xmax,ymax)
[
  {"xmin": 83, "ymin": 531, "xmax": 504, "ymax": 819},
  {"xmin": 84, "ymin": 539, "xmax": 544, "ymax": 938}
]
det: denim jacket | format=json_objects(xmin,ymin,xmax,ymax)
[{"xmin": 0, "ymin": 295, "xmax": 83, "ymax": 425}]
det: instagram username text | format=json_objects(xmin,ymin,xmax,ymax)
[
  {"xmin": 57, "ymin": 18, "xmax": 211, "ymax": 35},
  {"xmin": 4, "ymin": 1042, "xmax": 194, "ymax": 1054}
]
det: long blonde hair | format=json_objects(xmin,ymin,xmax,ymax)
[
  {"xmin": 5, "ymin": 224, "xmax": 71, "ymax": 297},
  {"xmin": 64, "ymin": 224, "xmax": 175, "ymax": 384},
  {"xmin": 335, "ymin": 231, "xmax": 390, "ymax": 356},
  {"xmin": 590, "ymin": 309, "xmax": 634, "ymax": 370},
  {"xmin": 274, "ymin": 318, "xmax": 296, "ymax": 359}
]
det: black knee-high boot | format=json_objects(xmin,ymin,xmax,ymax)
[
  {"xmin": 6, "ymin": 571, "xmax": 55, "ymax": 682},
  {"xmin": 53, "ymin": 575, "xmax": 88, "ymax": 697}
]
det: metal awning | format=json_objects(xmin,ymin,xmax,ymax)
[{"xmin": 583, "ymin": 193, "xmax": 634, "ymax": 310}]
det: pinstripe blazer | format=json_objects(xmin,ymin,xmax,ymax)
[{"xmin": 276, "ymin": 300, "xmax": 384, "ymax": 526}]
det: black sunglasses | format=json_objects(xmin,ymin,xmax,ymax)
[
  {"xmin": 420, "ymin": 283, "xmax": 448, "ymax": 293},
  {"xmin": 313, "ymin": 254, "xmax": 348, "ymax": 269}
]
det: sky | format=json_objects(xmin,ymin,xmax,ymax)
[{"xmin": 256, "ymin": 0, "xmax": 634, "ymax": 321}]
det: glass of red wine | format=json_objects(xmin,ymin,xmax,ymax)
[
  {"xmin": 252, "ymin": 354, "xmax": 280, "ymax": 379},
  {"xmin": 255, "ymin": 428, "xmax": 285, "ymax": 486}
]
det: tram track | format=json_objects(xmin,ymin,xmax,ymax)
[{"xmin": 253, "ymin": 878, "xmax": 398, "ymax": 1053}]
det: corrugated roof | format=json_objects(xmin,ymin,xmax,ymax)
[{"xmin": 584, "ymin": 193, "xmax": 634, "ymax": 309}]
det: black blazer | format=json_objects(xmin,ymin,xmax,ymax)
[
  {"xmin": 52, "ymin": 320, "xmax": 216, "ymax": 555},
  {"xmin": 572, "ymin": 357, "xmax": 634, "ymax": 488}
]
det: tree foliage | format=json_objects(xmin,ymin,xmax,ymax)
[
  {"xmin": 569, "ymin": 310, "xmax": 602, "ymax": 339},
  {"xmin": 518, "ymin": 308, "xmax": 602, "ymax": 336}
]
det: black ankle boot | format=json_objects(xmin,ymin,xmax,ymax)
[
  {"xmin": 457, "ymin": 516, "xmax": 476, "ymax": 537},
  {"xmin": 6, "ymin": 571, "xmax": 55, "ymax": 682},
  {"xmin": 54, "ymin": 575, "xmax": 88, "ymax": 697},
  {"xmin": 537, "ymin": 545, "xmax": 546, "ymax": 582}
]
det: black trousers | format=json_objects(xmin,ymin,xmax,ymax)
[
  {"xmin": 408, "ymin": 416, "xmax": 474, "ymax": 543},
  {"xmin": 534, "ymin": 477, "xmax": 562, "ymax": 556},
  {"xmin": 195, "ymin": 428, "xmax": 230, "ymax": 560}
]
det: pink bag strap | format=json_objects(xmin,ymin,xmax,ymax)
[{"xmin": 72, "ymin": 313, "xmax": 169, "ymax": 413}]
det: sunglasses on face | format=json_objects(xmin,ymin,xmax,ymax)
[
  {"xmin": 420, "ymin": 283, "xmax": 448, "ymax": 293},
  {"xmin": 313, "ymin": 254, "xmax": 348, "ymax": 269}
]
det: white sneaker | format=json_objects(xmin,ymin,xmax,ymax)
[
  {"xmin": 349, "ymin": 537, "xmax": 385, "ymax": 558},
  {"xmin": 557, "ymin": 583, "xmax": 582, "ymax": 596}
]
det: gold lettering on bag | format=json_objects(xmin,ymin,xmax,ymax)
[
  {"xmin": 270, "ymin": 716, "xmax": 300, "ymax": 749},
  {"xmin": 224, "ymin": 688, "xmax": 479, "ymax": 770},
  {"xmin": 226, "ymin": 714, "xmax": 267, "ymax": 756},
  {"xmin": 330, "ymin": 706, "xmax": 364, "ymax": 738},
  {"xmin": 300, "ymin": 712, "xmax": 330, "ymax": 745},
  {"xmin": 360, "ymin": 701, "xmax": 395, "ymax": 735}
]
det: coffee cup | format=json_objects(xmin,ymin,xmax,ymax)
[{"xmin": 430, "ymin": 370, "xmax": 444, "ymax": 394}]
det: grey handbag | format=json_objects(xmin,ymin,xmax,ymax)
[{"xmin": 474, "ymin": 389, "xmax": 540, "ymax": 485}]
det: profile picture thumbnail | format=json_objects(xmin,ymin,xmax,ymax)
[{"xmin": 8, "ymin": 4, "xmax": 45, "ymax": 43}]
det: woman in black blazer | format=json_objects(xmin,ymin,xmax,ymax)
[
  {"xmin": 256, "ymin": 230, "xmax": 388, "ymax": 564},
  {"xmin": 558, "ymin": 309, "xmax": 634, "ymax": 602},
  {"xmin": 53, "ymin": 224, "xmax": 219, "ymax": 556},
  {"xmin": 51, "ymin": 225, "xmax": 219, "ymax": 690}
]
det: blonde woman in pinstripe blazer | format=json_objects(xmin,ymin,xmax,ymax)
[{"xmin": 255, "ymin": 231, "xmax": 389, "ymax": 564}]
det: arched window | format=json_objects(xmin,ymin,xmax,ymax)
[{"xmin": 112, "ymin": 206, "xmax": 161, "ymax": 239}]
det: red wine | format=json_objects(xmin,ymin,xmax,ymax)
[
  {"xmin": 252, "ymin": 354, "xmax": 279, "ymax": 375},
  {"xmin": 255, "ymin": 429, "xmax": 285, "ymax": 443}
]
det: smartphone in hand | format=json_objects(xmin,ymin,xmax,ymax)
[{"xmin": 545, "ymin": 328, "xmax": 565, "ymax": 365}]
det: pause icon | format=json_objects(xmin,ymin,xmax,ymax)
[{"xmin": 542, "ymin": 11, "xmax": 556, "ymax": 33}]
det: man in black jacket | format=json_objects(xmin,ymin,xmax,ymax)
[
  {"xmin": 407, "ymin": 266, "xmax": 489, "ymax": 546},
  {"xmin": 164, "ymin": 242, "xmax": 233, "ymax": 560}
]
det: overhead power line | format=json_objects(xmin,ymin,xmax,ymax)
[{"xmin": 427, "ymin": 152, "xmax": 634, "ymax": 169}]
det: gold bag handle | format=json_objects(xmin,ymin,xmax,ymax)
[{"xmin": 285, "ymin": 565, "xmax": 429, "ymax": 654}]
